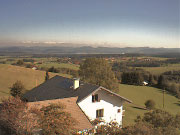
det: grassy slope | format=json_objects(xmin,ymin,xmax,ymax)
[
  {"xmin": 0, "ymin": 64, "xmax": 179, "ymax": 127},
  {"xmin": 37, "ymin": 62, "xmax": 79, "ymax": 70},
  {"xmin": 0, "ymin": 64, "xmax": 71, "ymax": 100},
  {"xmin": 139, "ymin": 64, "xmax": 180, "ymax": 75},
  {"xmin": 118, "ymin": 84, "xmax": 180, "ymax": 126}
]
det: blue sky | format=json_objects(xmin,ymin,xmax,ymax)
[{"xmin": 0, "ymin": 0, "xmax": 179, "ymax": 48}]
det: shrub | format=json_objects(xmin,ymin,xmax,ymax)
[
  {"xmin": 10, "ymin": 80, "xmax": 25, "ymax": 97},
  {"xmin": 0, "ymin": 97, "xmax": 39, "ymax": 135},
  {"xmin": 26, "ymin": 63, "xmax": 33, "ymax": 68},
  {"xmin": 145, "ymin": 99, "xmax": 156, "ymax": 110},
  {"xmin": 16, "ymin": 60, "xmax": 24, "ymax": 66}
]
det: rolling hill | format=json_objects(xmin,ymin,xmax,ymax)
[
  {"xmin": 0, "ymin": 64, "xmax": 71, "ymax": 100},
  {"xmin": 0, "ymin": 64, "xmax": 179, "ymax": 126},
  {"xmin": 118, "ymin": 84, "xmax": 180, "ymax": 126}
]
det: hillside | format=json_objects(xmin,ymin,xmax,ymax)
[
  {"xmin": 0, "ymin": 64, "xmax": 179, "ymax": 126},
  {"xmin": 139, "ymin": 64, "xmax": 180, "ymax": 75},
  {"xmin": 0, "ymin": 46, "xmax": 180, "ymax": 55},
  {"xmin": 118, "ymin": 84, "xmax": 180, "ymax": 126},
  {"xmin": 0, "ymin": 64, "xmax": 71, "ymax": 100}
]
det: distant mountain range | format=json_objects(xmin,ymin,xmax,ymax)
[{"xmin": 0, "ymin": 46, "xmax": 179, "ymax": 55}]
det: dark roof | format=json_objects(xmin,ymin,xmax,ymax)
[
  {"xmin": 23, "ymin": 75, "xmax": 99, "ymax": 103},
  {"xmin": 23, "ymin": 75, "xmax": 132, "ymax": 103}
]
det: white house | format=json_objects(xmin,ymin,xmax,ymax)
[
  {"xmin": 23, "ymin": 76, "xmax": 132, "ymax": 128},
  {"xmin": 78, "ymin": 87, "xmax": 131, "ymax": 125},
  {"xmin": 32, "ymin": 66, "xmax": 37, "ymax": 70},
  {"xmin": 142, "ymin": 81, "xmax": 148, "ymax": 86}
]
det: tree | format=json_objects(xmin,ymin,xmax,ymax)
[
  {"xmin": 121, "ymin": 72, "xmax": 143, "ymax": 85},
  {"xmin": 45, "ymin": 71, "xmax": 49, "ymax": 81},
  {"xmin": 177, "ymin": 90, "xmax": 180, "ymax": 99},
  {"xmin": 122, "ymin": 122, "xmax": 159, "ymax": 135},
  {"xmin": 133, "ymin": 109, "xmax": 180, "ymax": 135},
  {"xmin": 48, "ymin": 66, "xmax": 59, "ymax": 73},
  {"xmin": 0, "ymin": 97, "xmax": 39, "ymax": 135},
  {"xmin": 38, "ymin": 103, "xmax": 76, "ymax": 135},
  {"xmin": 0, "ymin": 98, "xmax": 77, "ymax": 135},
  {"xmin": 145, "ymin": 99, "xmax": 156, "ymax": 110},
  {"xmin": 170, "ymin": 83, "xmax": 179, "ymax": 94},
  {"xmin": 142, "ymin": 109, "xmax": 175, "ymax": 128},
  {"xmin": 158, "ymin": 75, "xmax": 166, "ymax": 89},
  {"xmin": 148, "ymin": 74, "xmax": 156, "ymax": 86},
  {"xmin": 16, "ymin": 60, "xmax": 24, "ymax": 66},
  {"xmin": 79, "ymin": 58, "xmax": 119, "ymax": 91},
  {"xmin": 26, "ymin": 63, "xmax": 33, "ymax": 68},
  {"xmin": 10, "ymin": 80, "xmax": 25, "ymax": 97}
]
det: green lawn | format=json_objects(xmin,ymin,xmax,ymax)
[
  {"xmin": 0, "ymin": 64, "xmax": 71, "ymax": 100},
  {"xmin": 0, "ymin": 57, "xmax": 80, "ymax": 70},
  {"xmin": 118, "ymin": 84, "xmax": 180, "ymax": 126},
  {"xmin": 139, "ymin": 64, "xmax": 180, "ymax": 75},
  {"xmin": 37, "ymin": 62, "xmax": 79, "ymax": 70},
  {"xmin": 0, "ymin": 64, "xmax": 179, "ymax": 127}
]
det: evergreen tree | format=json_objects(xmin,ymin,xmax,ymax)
[
  {"xmin": 121, "ymin": 72, "xmax": 143, "ymax": 85},
  {"xmin": 10, "ymin": 80, "xmax": 25, "ymax": 97},
  {"xmin": 148, "ymin": 74, "xmax": 156, "ymax": 86},
  {"xmin": 45, "ymin": 71, "xmax": 49, "ymax": 81},
  {"xmin": 158, "ymin": 75, "xmax": 166, "ymax": 89}
]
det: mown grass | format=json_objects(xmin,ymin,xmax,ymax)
[
  {"xmin": 0, "ymin": 64, "xmax": 179, "ymax": 127},
  {"xmin": 139, "ymin": 63, "xmax": 180, "ymax": 75},
  {"xmin": 0, "ymin": 57, "xmax": 80, "ymax": 70},
  {"xmin": 37, "ymin": 62, "xmax": 79, "ymax": 70},
  {"xmin": 118, "ymin": 84, "xmax": 180, "ymax": 126},
  {"xmin": 0, "ymin": 64, "xmax": 71, "ymax": 100}
]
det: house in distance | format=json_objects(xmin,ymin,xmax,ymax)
[{"xmin": 24, "ymin": 75, "xmax": 132, "ymax": 128}]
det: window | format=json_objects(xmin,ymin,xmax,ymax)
[
  {"xmin": 92, "ymin": 94, "xmax": 99, "ymax": 102},
  {"xmin": 96, "ymin": 109, "xmax": 104, "ymax": 118},
  {"xmin": 117, "ymin": 109, "xmax": 121, "ymax": 113}
]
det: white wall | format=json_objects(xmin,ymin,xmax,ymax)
[{"xmin": 78, "ymin": 90, "xmax": 124, "ymax": 126}]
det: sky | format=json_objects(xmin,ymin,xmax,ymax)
[{"xmin": 0, "ymin": 0, "xmax": 179, "ymax": 48}]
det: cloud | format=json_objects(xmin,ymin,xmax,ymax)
[{"xmin": 22, "ymin": 41, "xmax": 65, "ymax": 44}]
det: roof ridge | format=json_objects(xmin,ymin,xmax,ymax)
[{"xmin": 23, "ymin": 75, "xmax": 65, "ymax": 97}]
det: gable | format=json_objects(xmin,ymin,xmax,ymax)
[
  {"xmin": 23, "ymin": 75, "xmax": 132, "ymax": 104},
  {"xmin": 23, "ymin": 75, "xmax": 100, "ymax": 102}
]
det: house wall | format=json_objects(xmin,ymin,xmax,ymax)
[{"xmin": 78, "ymin": 90, "xmax": 124, "ymax": 126}]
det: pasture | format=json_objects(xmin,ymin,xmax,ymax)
[
  {"xmin": 139, "ymin": 63, "xmax": 180, "ymax": 75},
  {"xmin": 0, "ymin": 64, "xmax": 71, "ymax": 100},
  {"xmin": 118, "ymin": 84, "xmax": 180, "ymax": 126},
  {"xmin": 0, "ymin": 63, "xmax": 179, "ymax": 126}
]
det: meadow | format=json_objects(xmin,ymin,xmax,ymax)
[
  {"xmin": 0, "ymin": 63, "xmax": 179, "ymax": 126},
  {"xmin": 139, "ymin": 63, "xmax": 180, "ymax": 75},
  {"xmin": 36, "ymin": 62, "xmax": 79, "ymax": 70},
  {"xmin": 0, "ymin": 64, "xmax": 71, "ymax": 100},
  {"xmin": 118, "ymin": 84, "xmax": 180, "ymax": 126}
]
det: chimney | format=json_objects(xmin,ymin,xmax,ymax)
[{"xmin": 73, "ymin": 78, "xmax": 80, "ymax": 89}]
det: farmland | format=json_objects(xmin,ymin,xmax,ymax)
[
  {"xmin": 139, "ymin": 63, "xmax": 180, "ymax": 75},
  {"xmin": 0, "ymin": 64, "xmax": 71, "ymax": 100},
  {"xmin": 0, "ymin": 63, "xmax": 179, "ymax": 126},
  {"xmin": 118, "ymin": 84, "xmax": 180, "ymax": 126}
]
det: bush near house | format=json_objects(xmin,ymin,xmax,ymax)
[
  {"xmin": 10, "ymin": 80, "xmax": 25, "ymax": 98},
  {"xmin": 0, "ymin": 97, "xmax": 77, "ymax": 135},
  {"xmin": 145, "ymin": 99, "xmax": 156, "ymax": 110},
  {"xmin": 0, "ymin": 97, "xmax": 39, "ymax": 135}
]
